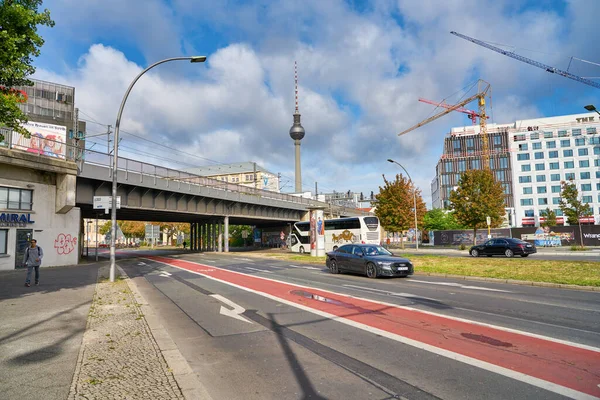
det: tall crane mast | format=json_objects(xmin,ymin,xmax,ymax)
[
  {"xmin": 418, "ymin": 97, "xmax": 488, "ymax": 125},
  {"xmin": 398, "ymin": 80, "xmax": 492, "ymax": 169},
  {"xmin": 450, "ymin": 31, "xmax": 600, "ymax": 89}
]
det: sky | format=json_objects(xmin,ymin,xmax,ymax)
[{"xmin": 32, "ymin": 0, "xmax": 599, "ymax": 207}]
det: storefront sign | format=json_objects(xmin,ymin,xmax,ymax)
[{"xmin": 0, "ymin": 213, "xmax": 35, "ymax": 227}]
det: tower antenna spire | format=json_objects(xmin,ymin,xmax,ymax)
[{"xmin": 294, "ymin": 61, "xmax": 299, "ymax": 113}]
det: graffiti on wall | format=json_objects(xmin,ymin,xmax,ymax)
[{"xmin": 54, "ymin": 233, "xmax": 77, "ymax": 255}]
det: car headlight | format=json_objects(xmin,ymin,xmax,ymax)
[{"xmin": 377, "ymin": 262, "xmax": 393, "ymax": 269}]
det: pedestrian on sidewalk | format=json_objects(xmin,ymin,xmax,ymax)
[{"xmin": 24, "ymin": 239, "xmax": 43, "ymax": 287}]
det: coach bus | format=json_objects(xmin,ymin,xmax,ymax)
[{"xmin": 289, "ymin": 216, "xmax": 380, "ymax": 253}]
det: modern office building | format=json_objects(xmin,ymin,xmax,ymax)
[
  {"xmin": 431, "ymin": 112, "xmax": 600, "ymax": 227},
  {"xmin": 184, "ymin": 162, "xmax": 281, "ymax": 192}
]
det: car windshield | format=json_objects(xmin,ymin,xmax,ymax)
[{"xmin": 362, "ymin": 245, "xmax": 393, "ymax": 256}]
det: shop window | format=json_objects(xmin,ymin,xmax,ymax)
[
  {"xmin": 0, "ymin": 187, "xmax": 33, "ymax": 210},
  {"xmin": 0, "ymin": 229, "xmax": 7, "ymax": 254}
]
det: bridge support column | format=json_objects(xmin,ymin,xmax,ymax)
[
  {"xmin": 210, "ymin": 221, "xmax": 215, "ymax": 252},
  {"xmin": 199, "ymin": 224, "xmax": 204, "ymax": 252},
  {"xmin": 224, "ymin": 216, "xmax": 229, "ymax": 253},
  {"xmin": 190, "ymin": 223, "xmax": 194, "ymax": 251},
  {"xmin": 218, "ymin": 222, "xmax": 223, "ymax": 253}
]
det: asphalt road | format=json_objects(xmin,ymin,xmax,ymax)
[
  {"xmin": 117, "ymin": 251, "xmax": 600, "ymax": 400},
  {"xmin": 394, "ymin": 248, "xmax": 600, "ymax": 261}
]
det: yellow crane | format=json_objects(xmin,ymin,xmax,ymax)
[{"xmin": 398, "ymin": 80, "xmax": 492, "ymax": 169}]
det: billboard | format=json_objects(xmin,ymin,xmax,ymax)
[{"xmin": 13, "ymin": 121, "xmax": 67, "ymax": 159}]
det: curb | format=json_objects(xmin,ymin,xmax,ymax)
[
  {"xmin": 118, "ymin": 265, "xmax": 214, "ymax": 400},
  {"xmin": 413, "ymin": 271, "xmax": 600, "ymax": 292}
]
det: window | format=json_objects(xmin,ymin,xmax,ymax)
[
  {"xmin": 499, "ymin": 157, "xmax": 508, "ymax": 169},
  {"xmin": 519, "ymin": 176, "xmax": 532, "ymax": 183},
  {"xmin": 572, "ymin": 128, "xmax": 581, "ymax": 136},
  {"xmin": 549, "ymin": 162, "xmax": 559, "ymax": 170},
  {"xmin": 524, "ymin": 209, "xmax": 534, "ymax": 217},
  {"xmin": 466, "ymin": 138, "xmax": 474, "ymax": 148},
  {"xmin": 453, "ymin": 140, "xmax": 461, "ymax": 150},
  {"xmin": 560, "ymin": 139, "xmax": 571, "ymax": 147},
  {"xmin": 519, "ymin": 143, "xmax": 528, "ymax": 151},
  {"xmin": 514, "ymin": 134, "xmax": 526, "ymax": 141},
  {"xmin": 502, "ymin": 183, "xmax": 511, "ymax": 194},
  {"xmin": 444, "ymin": 161, "xmax": 453, "ymax": 173},
  {"xmin": 565, "ymin": 172, "xmax": 575, "ymax": 180},
  {"xmin": 555, "ymin": 209, "xmax": 563, "ymax": 216},
  {"xmin": 581, "ymin": 184, "xmax": 592, "ymax": 191},
  {"xmin": 546, "ymin": 141, "xmax": 556, "ymax": 149},
  {"xmin": 521, "ymin": 164, "xmax": 531, "ymax": 172},
  {"xmin": 523, "ymin": 187, "xmax": 532, "ymax": 195},
  {"xmin": 0, "ymin": 229, "xmax": 7, "ymax": 255},
  {"xmin": 538, "ymin": 198, "xmax": 548, "ymax": 205},
  {"xmin": 530, "ymin": 132, "xmax": 539, "ymax": 140},
  {"xmin": 551, "ymin": 197, "xmax": 560, "ymax": 205},
  {"xmin": 245, "ymin": 174, "xmax": 254, "ymax": 181},
  {"xmin": 550, "ymin": 174, "xmax": 560, "ymax": 181},
  {"xmin": 558, "ymin": 130, "xmax": 568, "ymax": 137},
  {"xmin": 596, "ymin": 159, "xmax": 600, "ymax": 167},
  {"xmin": 495, "ymin": 170, "xmax": 505, "ymax": 181},
  {"xmin": 587, "ymin": 127, "xmax": 597, "ymax": 134},
  {"xmin": 521, "ymin": 199, "xmax": 533, "ymax": 206},
  {"xmin": 597, "ymin": 172, "xmax": 600, "ymax": 180},
  {"xmin": 579, "ymin": 160, "xmax": 589, "ymax": 168},
  {"xmin": 0, "ymin": 187, "xmax": 33, "ymax": 210},
  {"xmin": 549, "ymin": 150, "xmax": 558, "ymax": 158},
  {"xmin": 536, "ymin": 175, "xmax": 546, "ymax": 182},
  {"xmin": 537, "ymin": 186, "xmax": 547, "ymax": 194},
  {"xmin": 535, "ymin": 163, "xmax": 545, "ymax": 171},
  {"xmin": 582, "ymin": 196, "xmax": 593, "ymax": 203},
  {"xmin": 458, "ymin": 160, "xmax": 466, "ymax": 172},
  {"xmin": 595, "ymin": 147, "xmax": 600, "ymax": 155},
  {"xmin": 598, "ymin": 183, "xmax": 600, "ymax": 191},
  {"xmin": 564, "ymin": 161, "xmax": 574, "ymax": 169},
  {"xmin": 551, "ymin": 185, "xmax": 561, "ymax": 193},
  {"xmin": 517, "ymin": 153, "xmax": 530, "ymax": 161},
  {"xmin": 534, "ymin": 152, "xmax": 544, "ymax": 159},
  {"xmin": 581, "ymin": 172, "xmax": 591, "ymax": 179},
  {"xmin": 578, "ymin": 148, "xmax": 589, "ymax": 156},
  {"xmin": 493, "ymin": 136, "xmax": 502, "ymax": 145},
  {"xmin": 471, "ymin": 159, "xmax": 480, "ymax": 169},
  {"xmin": 590, "ymin": 137, "xmax": 600, "ymax": 145},
  {"xmin": 544, "ymin": 131, "xmax": 553, "ymax": 138},
  {"xmin": 575, "ymin": 138, "xmax": 585, "ymax": 146},
  {"xmin": 563, "ymin": 149, "xmax": 573, "ymax": 157},
  {"xmin": 532, "ymin": 142, "xmax": 542, "ymax": 150}
]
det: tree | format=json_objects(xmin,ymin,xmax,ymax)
[
  {"xmin": 540, "ymin": 208, "xmax": 557, "ymax": 228},
  {"xmin": 159, "ymin": 223, "xmax": 190, "ymax": 245},
  {"xmin": 559, "ymin": 179, "xmax": 592, "ymax": 247},
  {"xmin": 120, "ymin": 221, "xmax": 146, "ymax": 240},
  {"xmin": 423, "ymin": 208, "xmax": 465, "ymax": 231},
  {"xmin": 374, "ymin": 174, "xmax": 427, "ymax": 249},
  {"xmin": 0, "ymin": 0, "xmax": 54, "ymax": 141},
  {"xmin": 99, "ymin": 220, "xmax": 112, "ymax": 235},
  {"xmin": 449, "ymin": 169, "xmax": 505, "ymax": 245}
]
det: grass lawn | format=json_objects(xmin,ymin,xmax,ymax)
[{"xmin": 255, "ymin": 252, "xmax": 600, "ymax": 287}]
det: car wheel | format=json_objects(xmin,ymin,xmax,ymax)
[
  {"xmin": 521, "ymin": 254, "xmax": 529, "ymax": 258},
  {"xmin": 505, "ymin": 249, "xmax": 514, "ymax": 258},
  {"xmin": 299, "ymin": 246, "xmax": 305, "ymax": 254},
  {"xmin": 329, "ymin": 259, "xmax": 339, "ymax": 274},
  {"xmin": 366, "ymin": 262, "xmax": 378, "ymax": 279},
  {"xmin": 333, "ymin": 246, "xmax": 338, "ymax": 251},
  {"xmin": 470, "ymin": 249, "xmax": 479, "ymax": 257}
]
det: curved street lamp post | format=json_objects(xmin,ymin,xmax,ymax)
[
  {"xmin": 109, "ymin": 56, "xmax": 207, "ymax": 282},
  {"xmin": 387, "ymin": 159, "xmax": 419, "ymax": 250}
]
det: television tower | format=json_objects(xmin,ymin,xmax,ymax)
[{"xmin": 289, "ymin": 61, "xmax": 305, "ymax": 193}]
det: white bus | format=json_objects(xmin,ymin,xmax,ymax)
[{"xmin": 289, "ymin": 216, "xmax": 381, "ymax": 253}]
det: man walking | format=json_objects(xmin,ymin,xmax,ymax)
[{"xmin": 24, "ymin": 239, "xmax": 43, "ymax": 287}]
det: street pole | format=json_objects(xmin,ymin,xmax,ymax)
[
  {"xmin": 109, "ymin": 55, "xmax": 206, "ymax": 282},
  {"xmin": 387, "ymin": 159, "xmax": 419, "ymax": 250}
]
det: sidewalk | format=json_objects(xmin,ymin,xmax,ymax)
[{"xmin": 0, "ymin": 262, "xmax": 200, "ymax": 400}]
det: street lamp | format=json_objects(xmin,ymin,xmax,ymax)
[
  {"xmin": 584, "ymin": 104, "xmax": 600, "ymax": 115},
  {"xmin": 109, "ymin": 56, "xmax": 207, "ymax": 282},
  {"xmin": 387, "ymin": 159, "xmax": 419, "ymax": 250}
]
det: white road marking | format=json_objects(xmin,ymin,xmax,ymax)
[
  {"xmin": 233, "ymin": 257, "xmax": 253, "ymax": 262},
  {"xmin": 209, "ymin": 294, "xmax": 253, "ymax": 324},
  {"xmin": 158, "ymin": 271, "xmax": 172, "ymax": 277},
  {"xmin": 409, "ymin": 279, "xmax": 511, "ymax": 292},
  {"xmin": 289, "ymin": 264, "xmax": 321, "ymax": 270},
  {"xmin": 245, "ymin": 267, "xmax": 274, "ymax": 274},
  {"xmin": 137, "ymin": 262, "xmax": 147, "ymax": 266},
  {"xmin": 148, "ymin": 257, "xmax": 600, "ymax": 400},
  {"xmin": 343, "ymin": 284, "xmax": 438, "ymax": 301}
]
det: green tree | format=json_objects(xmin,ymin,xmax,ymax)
[
  {"xmin": 540, "ymin": 208, "xmax": 557, "ymax": 228},
  {"xmin": 559, "ymin": 179, "xmax": 591, "ymax": 247},
  {"xmin": 449, "ymin": 169, "xmax": 505, "ymax": 245},
  {"xmin": 423, "ymin": 208, "xmax": 465, "ymax": 231},
  {"xmin": 374, "ymin": 174, "xmax": 427, "ymax": 249},
  {"xmin": 229, "ymin": 225, "xmax": 252, "ymax": 247},
  {"xmin": 98, "ymin": 220, "xmax": 112, "ymax": 235},
  {"xmin": 120, "ymin": 221, "xmax": 146, "ymax": 240},
  {"xmin": 0, "ymin": 0, "xmax": 54, "ymax": 141}
]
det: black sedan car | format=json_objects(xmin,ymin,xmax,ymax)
[
  {"xmin": 325, "ymin": 244, "xmax": 414, "ymax": 278},
  {"xmin": 469, "ymin": 237, "xmax": 537, "ymax": 258}
]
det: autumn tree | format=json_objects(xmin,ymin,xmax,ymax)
[
  {"xmin": 449, "ymin": 169, "xmax": 505, "ymax": 245},
  {"xmin": 540, "ymin": 208, "xmax": 557, "ymax": 228},
  {"xmin": 0, "ymin": 0, "xmax": 54, "ymax": 141},
  {"xmin": 423, "ymin": 208, "xmax": 465, "ymax": 231},
  {"xmin": 374, "ymin": 174, "xmax": 427, "ymax": 249},
  {"xmin": 120, "ymin": 221, "xmax": 146, "ymax": 240},
  {"xmin": 559, "ymin": 179, "xmax": 592, "ymax": 247}
]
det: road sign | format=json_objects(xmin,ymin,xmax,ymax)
[
  {"xmin": 242, "ymin": 231, "xmax": 248, "ymax": 239},
  {"xmin": 93, "ymin": 196, "xmax": 121, "ymax": 214},
  {"xmin": 486, "ymin": 216, "xmax": 491, "ymax": 226}
]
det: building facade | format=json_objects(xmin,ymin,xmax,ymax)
[
  {"xmin": 431, "ymin": 112, "xmax": 600, "ymax": 227},
  {"xmin": 185, "ymin": 162, "xmax": 280, "ymax": 192}
]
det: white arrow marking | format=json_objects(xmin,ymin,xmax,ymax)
[
  {"xmin": 210, "ymin": 294, "xmax": 253, "ymax": 324},
  {"xmin": 159, "ymin": 271, "xmax": 172, "ymax": 277},
  {"xmin": 137, "ymin": 262, "xmax": 147, "ymax": 266}
]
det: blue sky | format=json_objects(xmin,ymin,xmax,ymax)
[{"xmin": 33, "ymin": 0, "xmax": 599, "ymax": 206}]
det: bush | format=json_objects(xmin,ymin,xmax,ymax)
[
  {"xmin": 570, "ymin": 245, "xmax": 587, "ymax": 251},
  {"xmin": 459, "ymin": 244, "xmax": 467, "ymax": 251}
]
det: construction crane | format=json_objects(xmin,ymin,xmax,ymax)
[
  {"xmin": 398, "ymin": 80, "xmax": 492, "ymax": 169},
  {"xmin": 450, "ymin": 31, "xmax": 600, "ymax": 90},
  {"xmin": 418, "ymin": 97, "xmax": 488, "ymax": 125}
]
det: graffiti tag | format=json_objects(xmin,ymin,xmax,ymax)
[{"xmin": 54, "ymin": 233, "xmax": 77, "ymax": 255}]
